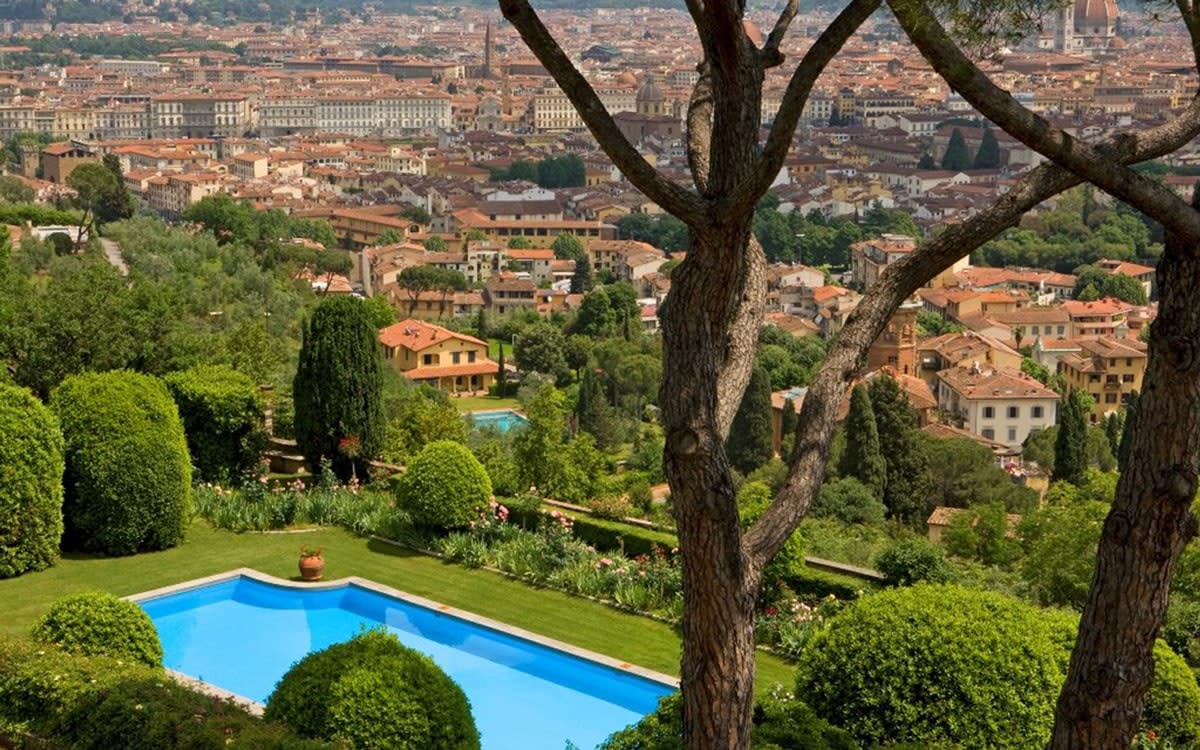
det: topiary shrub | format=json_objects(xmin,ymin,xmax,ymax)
[
  {"xmin": 0, "ymin": 382, "xmax": 65, "ymax": 578},
  {"xmin": 797, "ymin": 585, "xmax": 1199, "ymax": 749},
  {"xmin": 600, "ymin": 691, "xmax": 859, "ymax": 750},
  {"xmin": 1144, "ymin": 639, "xmax": 1200, "ymax": 748},
  {"xmin": 163, "ymin": 364, "xmax": 266, "ymax": 483},
  {"xmin": 396, "ymin": 440, "xmax": 492, "ymax": 530},
  {"xmin": 874, "ymin": 538, "xmax": 952, "ymax": 587},
  {"xmin": 31, "ymin": 591, "xmax": 163, "ymax": 668},
  {"xmin": 796, "ymin": 584, "xmax": 1073, "ymax": 749},
  {"xmin": 51, "ymin": 371, "xmax": 192, "ymax": 555},
  {"xmin": 264, "ymin": 629, "xmax": 479, "ymax": 750}
]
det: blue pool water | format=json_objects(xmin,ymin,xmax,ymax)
[
  {"xmin": 470, "ymin": 409, "xmax": 529, "ymax": 433},
  {"xmin": 139, "ymin": 576, "xmax": 672, "ymax": 750}
]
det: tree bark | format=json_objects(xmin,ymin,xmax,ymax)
[{"xmin": 1049, "ymin": 223, "xmax": 1200, "ymax": 749}]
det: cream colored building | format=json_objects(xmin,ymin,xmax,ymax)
[{"xmin": 936, "ymin": 365, "xmax": 1059, "ymax": 448}]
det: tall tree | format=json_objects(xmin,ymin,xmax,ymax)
[
  {"xmin": 1103, "ymin": 411, "xmax": 1123, "ymax": 458},
  {"xmin": 725, "ymin": 365, "xmax": 773, "ymax": 475},
  {"xmin": 293, "ymin": 296, "xmax": 385, "ymax": 481},
  {"xmin": 941, "ymin": 127, "xmax": 970, "ymax": 171},
  {"xmin": 838, "ymin": 384, "xmax": 885, "ymax": 496},
  {"xmin": 886, "ymin": 6, "xmax": 1200, "ymax": 745},
  {"xmin": 972, "ymin": 125, "xmax": 1000, "ymax": 170},
  {"xmin": 502, "ymin": 0, "xmax": 1200, "ymax": 745},
  {"xmin": 571, "ymin": 256, "xmax": 593, "ymax": 294},
  {"xmin": 552, "ymin": 233, "xmax": 586, "ymax": 261},
  {"xmin": 1117, "ymin": 390, "xmax": 1139, "ymax": 474},
  {"xmin": 397, "ymin": 265, "xmax": 444, "ymax": 315},
  {"xmin": 1053, "ymin": 390, "xmax": 1089, "ymax": 487},
  {"xmin": 868, "ymin": 374, "xmax": 930, "ymax": 524}
]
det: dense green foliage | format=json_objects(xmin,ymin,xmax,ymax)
[
  {"xmin": 941, "ymin": 128, "xmax": 970, "ymax": 171},
  {"xmin": 164, "ymin": 365, "xmax": 266, "ymax": 483},
  {"xmin": 0, "ymin": 383, "xmax": 64, "ymax": 578},
  {"xmin": 726, "ymin": 366, "xmax": 775, "ymax": 475},
  {"xmin": 31, "ymin": 592, "xmax": 162, "ymax": 667},
  {"xmin": 874, "ymin": 538, "xmax": 951, "ymax": 587},
  {"xmin": 51, "ymin": 371, "xmax": 192, "ymax": 555},
  {"xmin": 868, "ymin": 375, "xmax": 930, "ymax": 524},
  {"xmin": 293, "ymin": 296, "xmax": 386, "ymax": 480},
  {"xmin": 797, "ymin": 585, "xmax": 1075, "ymax": 749},
  {"xmin": 264, "ymin": 629, "xmax": 479, "ymax": 750},
  {"xmin": 600, "ymin": 692, "xmax": 859, "ymax": 750},
  {"xmin": 1053, "ymin": 390, "xmax": 1090, "ymax": 486},
  {"xmin": 396, "ymin": 440, "xmax": 492, "ymax": 530},
  {"xmin": 972, "ymin": 126, "xmax": 1000, "ymax": 170},
  {"xmin": 811, "ymin": 477, "xmax": 886, "ymax": 526},
  {"xmin": 1072, "ymin": 265, "xmax": 1149, "ymax": 304},
  {"xmin": 1143, "ymin": 639, "xmax": 1200, "ymax": 747},
  {"xmin": 511, "ymin": 383, "xmax": 604, "ymax": 503},
  {"xmin": 837, "ymin": 385, "xmax": 885, "ymax": 496},
  {"xmin": 0, "ymin": 639, "xmax": 330, "ymax": 750},
  {"xmin": 1018, "ymin": 500, "xmax": 1109, "ymax": 608}
]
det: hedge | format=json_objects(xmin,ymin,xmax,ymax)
[
  {"xmin": 31, "ymin": 592, "xmax": 162, "ymax": 668},
  {"xmin": 51, "ymin": 371, "xmax": 192, "ymax": 555},
  {"xmin": 0, "ymin": 383, "xmax": 64, "ymax": 578},
  {"xmin": 265, "ymin": 629, "xmax": 479, "ymax": 750},
  {"xmin": 163, "ymin": 364, "xmax": 266, "ymax": 483},
  {"xmin": 396, "ymin": 441, "xmax": 492, "ymax": 531},
  {"xmin": 0, "ymin": 639, "xmax": 331, "ymax": 750}
]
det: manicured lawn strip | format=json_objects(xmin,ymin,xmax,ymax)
[
  {"xmin": 452, "ymin": 395, "xmax": 521, "ymax": 413},
  {"xmin": 0, "ymin": 522, "xmax": 796, "ymax": 695}
]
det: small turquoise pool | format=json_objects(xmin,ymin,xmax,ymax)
[
  {"xmin": 137, "ymin": 574, "xmax": 673, "ymax": 750},
  {"xmin": 469, "ymin": 408, "xmax": 529, "ymax": 433}
]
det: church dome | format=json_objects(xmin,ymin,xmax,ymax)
[
  {"xmin": 1074, "ymin": 0, "xmax": 1118, "ymax": 33},
  {"xmin": 636, "ymin": 76, "xmax": 664, "ymax": 104}
]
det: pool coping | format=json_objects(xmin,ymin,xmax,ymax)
[{"xmin": 128, "ymin": 567, "xmax": 679, "ymax": 714}]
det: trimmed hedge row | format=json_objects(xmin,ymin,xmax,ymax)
[
  {"xmin": 164, "ymin": 364, "xmax": 266, "ymax": 483},
  {"xmin": 0, "ymin": 383, "xmax": 64, "ymax": 579},
  {"xmin": 501, "ymin": 498, "xmax": 677, "ymax": 556},
  {"xmin": 0, "ymin": 639, "xmax": 331, "ymax": 750}
]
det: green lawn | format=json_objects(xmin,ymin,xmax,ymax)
[
  {"xmin": 0, "ymin": 522, "xmax": 796, "ymax": 694},
  {"xmin": 453, "ymin": 394, "xmax": 521, "ymax": 413}
]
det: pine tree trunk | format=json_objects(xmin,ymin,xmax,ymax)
[
  {"xmin": 1049, "ymin": 231, "xmax": 1200, "ymax": 748},
  {"xmin": 661, "ymin": 227, "xmax": 761, "ymax": 750}
]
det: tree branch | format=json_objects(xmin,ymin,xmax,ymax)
[
  {"xmin": 742, "ymin": 103, "xmax": 1200, "ymax": 564},
  {"xmin": 686, "ymin": 62, "xmax": 714, "ymax": 194},
  {"xmin": 726, "ymin": 0, "xmax": 882, "ymax": 216},
  {"xmin": 498, "ymin": 0, "xmax": 706, "ymax": 223},
  {"xmin": 714, "ymin": 235, "xmax": 767, "ymax": 439},
  {"xmin": 888, "ymin": 0, "xmax": 1200, "ymax": 242},
  {"xmin": 1173, "ymin": 0, "xmax": 1200, "ymax": 72},
  {"xmin": 761, "ymin": 0, "xmax": 799, "ymax": 68}
]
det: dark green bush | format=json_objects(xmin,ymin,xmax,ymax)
[
  {"xmin": 31, "ymin": 591, "xmax": 163, "ymax": 668},
  {"xmin": 797, "ymin": 585, "xmax": 1073, "ymax": 749},
  {"xmin": 0, "ymin": 382, "xmax": 65, "ymax": 578},
  {"xmin": 600, "ymin": 691, "xmax": 859, "ymax": 750},
  {"xmin": 164, "ymin": 364, "xmax": 266, "ymax": 483},
  {"xmin": 0, "ymin": 639, "xmax": 330, "ymax": 750},
  {"xmin": 265, "ymin": 629, "xmax": 479, "ymax": 750},
  {"xmin": 396, "ymin": 440, "xmax": 492, "ymax": 530},
  {"xmin": 51, "ymin": 371, "xmax": 192, "ymax": 555},
  {"xmin": 568, "ymin": 514, "xmax": 678, "ymax": 557},
  {"xmin": 1144, "ymin": 639, "xmax": 1200, "ymax": 748},
  {"xmin": 874, "ymin": 538, "xmax": 952, "ymax": 587}
]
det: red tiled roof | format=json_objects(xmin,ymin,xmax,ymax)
[{"xmin": 379, "ymin": 319, "xmax": 487, "ymax": 352}]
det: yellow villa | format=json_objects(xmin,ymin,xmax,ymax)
[{"xmin": 379, "ymin": 319, "xmax": 498, "ymax": 394}]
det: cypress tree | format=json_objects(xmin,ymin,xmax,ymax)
[
  {"xmin": 496, "ymin": 342, "xmax": 507, "ymax": 397},
  {"xmin": 1053, "ymin": 389, "xmax": 1090, "ymax": 486},
  {"xmin": 725, "ymin": 365, "xmax": 774, "ymax": 475},
  {"xmin": 972, "ymin": 125, "xmax": 1001, "ymax": 169},
  {"xmin": 868, "ymin": 374, "xmax": 931, "ymax": 524},
  {"xmin": 838, "ymin": 384, "xmax": 886, "ymax": 497},
  {"xmin": 293, "ymin": 296, "xmax": 385, "ymax": 481},
  {"xmin": 779, "ymin": 396, "xmax": 799, "ymax": 457},
  {"xmin": 575, "ymin": 367, "xmax": 617, "ymax": 449},
  {"xmin": 571, "ymin": 256, "xmax": 593, "ymax": 294},
  {"xmin": 1103, "ymin": 411, "xmax": 1123, "ymax": 457},
  {"xmin": 1118, "ymin": 390, "xmax": 1139, "ymax": 473},
  {"xmin": 941, "ymin": 128, "xmax": 970, "ymax": 171}
]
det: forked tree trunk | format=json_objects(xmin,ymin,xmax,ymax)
[
  {"xmin": 660, "ymin": 226, "xmax": 763, "ymax": 750},
  {"xmin": 1049, "ymin": 227, "xmax": 1200, "ymax": 748}
]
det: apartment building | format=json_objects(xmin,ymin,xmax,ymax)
[
  {"xmin": 151, "ymin": 95, "xmax": 253, "ymax": 138},
  {"xmin": 937, "ymin": 365, "xmax": 1059, "ymax": 448},
  {"xmin": 1058, "ymin": 336, "xmax": 1147, "ymax": 423},
  {"xmin": 527, "ymin": 88, "xmax": 637, "ymax": 132}
]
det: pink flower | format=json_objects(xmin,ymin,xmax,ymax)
[{"xmin": 599, "ymin": 557, "xmax": 613, "ymax": 567}]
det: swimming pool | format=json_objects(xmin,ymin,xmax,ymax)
[
  {"xmin": 469, "ymin": 408, "xmax": 529, "ymax": 433},
  {"xmin": 135, "ymin": 570, "xmax": 674, "ymax": 750}
]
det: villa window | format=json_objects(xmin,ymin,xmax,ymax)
[
  {"xmin": 468, "ymin": 351, "xmax": 477, "ymax": 363},
  {"xmin": 1008, "ymin": 427, "xmax": 1017, "ymax": 443},
  {"xmin": 452, "ymin": 352, "xmax": 461, "ymax": 364},
  {"xmin": 982, "ymin": 428, "xmax": 995, "ymax": 440},
  {"xmin": 1032, "ymin": 406, "xmax": 1044, "ymax": 419},
  {"xmin": 423, "ymin": 354, "xmax": 435, "ymax": 366},
  {"xmin": 983, "ymin": 406, "xmax": 995, "ymax": 419},
  {"xmin": 1007, "ymin": 406, "xmax": 1019, "ymax": 419}
]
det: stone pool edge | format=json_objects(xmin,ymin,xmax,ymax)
[{"xmin": 126, "ymin": 567, "xmax": 680, "ymax": 715}]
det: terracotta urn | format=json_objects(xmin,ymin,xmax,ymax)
[{"xmin": 298, "ymin": 547, "xmax": 325, "ymax": 581}]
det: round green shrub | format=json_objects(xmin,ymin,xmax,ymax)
[
  {"xmin": 51, "ymin": 371, "xmax": 192, "ymax": 555},
  {"xmin": 264, "ymin": 629, "xmax": 479, "ymax": 750},
  {"xmin": 874, "ymin": 538, "xmax": 952, "ymax": 587},
  {"xmin": 396, "ymin": 440, "xmax": 492, "ymax": 530},
  {"xmin": 31, "ymin": 591, "xmax": 163, "ymax": 667},
  {"xmin": 796, "ymin": 584, "xmax": 1073, "ymax": 749},
  {"xmin": 1144, "ymin": 639, "xmax": 1200, "ymax": 747},
  {"xmin": 163, "ymin": 364, "xmax": 266, "ymax": 483},
  {"xmin": 0, "ymin": 382, "xmax": 65, "ymax": 578}
]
